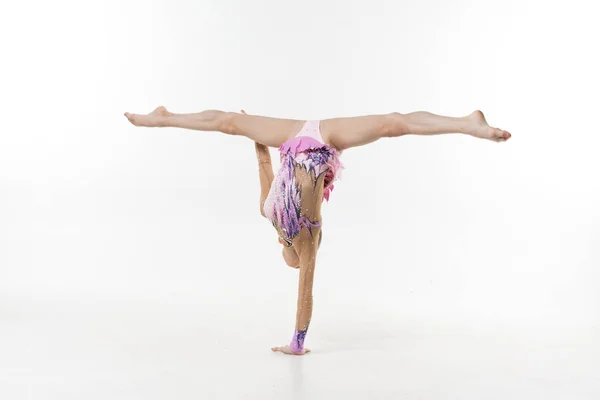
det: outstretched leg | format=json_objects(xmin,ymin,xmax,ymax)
[
  {"xmin": 125, "ymin": 106, "xmax": 305, "ymax": 148},
  {"xmin": 321, "ymin": 110, "xmax": 511, "ymax": 151}
]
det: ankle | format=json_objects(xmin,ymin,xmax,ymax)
[
  {"xmin": 458, "ymin": 116, "xmax": 471, "ymax": 134},
  {"xmin": 160, "ymin": 114, "xmax": 176, "ymax": 127}
]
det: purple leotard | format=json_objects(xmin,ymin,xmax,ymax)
[{"xmin": 263, "ymin": 120, "xmax": 343, "ymax": 246}]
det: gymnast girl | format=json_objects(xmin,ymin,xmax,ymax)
[{"xmin": 124, "ymin": 106, "xmax": 511, "ymax": 355}]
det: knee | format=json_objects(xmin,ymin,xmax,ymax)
[
  {"xmin": 383, "ymin": 112, "xmax": 408, "ymax": 137},
  {"xmin": 219, "ymin": 112, "xmax": 238, "ymax": 135}
]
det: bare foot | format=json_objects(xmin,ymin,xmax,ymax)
[
  {"xmin": 466, "ymin": 110, "xmax": 511, "ymax": 142},
  {"xmin": 124, "ymin": 106, "xmax": 171, "ymax": 127}
]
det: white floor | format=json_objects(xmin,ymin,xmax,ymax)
[{"xmin": 1, "ymin": 295, "xmax": 599, "ymax": 400}]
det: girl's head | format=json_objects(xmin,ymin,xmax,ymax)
[{"xmin": 279, "ymin": 231, "xmax": 322, "ymax": 269}]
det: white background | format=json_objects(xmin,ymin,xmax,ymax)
[{"xmin": 1, "ymin": 0, "xmax": 599, "ymax": 398}]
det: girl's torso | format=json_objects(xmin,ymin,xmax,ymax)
[{"xmin": 262, "ymin": 120, "xmax": 344, "ymax": 242}]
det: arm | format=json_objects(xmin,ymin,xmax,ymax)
[
  {"xmin": 245, "ymin": 110, "xmax": 276, "ymax": 217},
  {"xmin": 273, "ymin": 172, "xmax": 323, "ymax": 355},
  {"xmin": 272, "ymin": 236, "xmax": 318, "ymax": 355},
  {"xmin": 290, "ymin": 238, "xmax": 318, "ymax": 353}
]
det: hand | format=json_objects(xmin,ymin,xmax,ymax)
[{"xmin": 271, "ymin": 345, "xmax": 311, "ymax": 355}]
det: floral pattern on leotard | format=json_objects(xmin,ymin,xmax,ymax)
[{"xmin": 263, "ymin": 136, "xmax": 342, "ymax": 243}]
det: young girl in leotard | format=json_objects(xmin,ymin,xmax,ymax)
[{"xmin": 125, "ymin": 107, "xmax": 511, "ymax": 355}]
